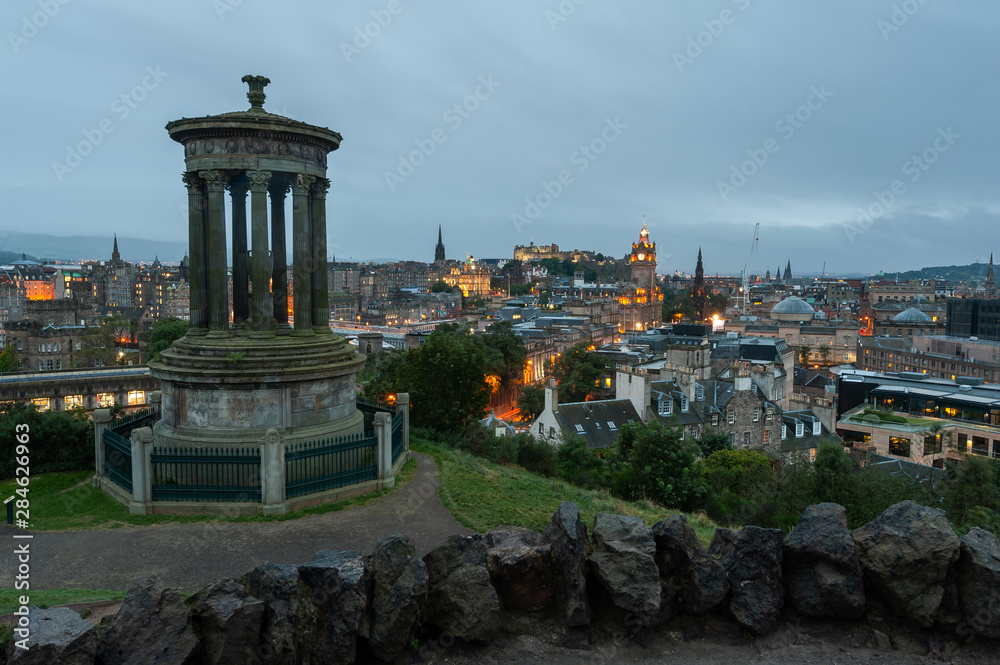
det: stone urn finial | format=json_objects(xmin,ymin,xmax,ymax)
[{"xmin": 241, "ymin": 74, "xmax": 271, "ymax": 112}]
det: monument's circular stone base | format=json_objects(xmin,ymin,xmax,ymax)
[{"xmin": 149, "ymin": 331, "xmax": 364, "ymax": 447}]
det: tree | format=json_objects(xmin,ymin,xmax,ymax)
[
  {"xmin": 0, "ymin": 345, "xmax": 20, "ymax": 373},
  {"xmin": 696, "ymin": 429, "xmax": 732, "ymax": 457},
  {"xmin": 942, "ymin": 456, "xmax": 1000, "ymax": 525},
  {"xmin": 811, "ymin": 440, "xmax": 855, "ymax": 504},
  {"xmin": 365, "ymin": 324, "xmax": 490, "ymax": 432},
  {"xmin": 550, "ymin": 342, "xmax": 609, "ymax": 403},
  {"xmin": 818, "ymin": 344, "xmax": 831, "ymax": 364},
  {"xmin": 430, "ymin": 280, "xmax": 455, "ymax": 293},
  {"xmin": 145, "ymin": 317, "xmax": 189, "ymax": 362},
  {"xmin": 799, "ymin": 344, "xmax": 812, "ymax": 366},
  {"xmin": 509, "ymin": 283, "xmax": 534, "ymax": 297},
  {"xmin": 619, "ymin": 422, "xmax": 706, "ymax": 511},
  {"xmin": 663, "ymin": 291, "xmax": 696, "ymax": 322},
  {"xmin": 517, "ymin": 384, "xmax": 545, "ymax": 420},
  {"xmin": 708, "ymin": 293, "xmax": 729, "ymax": 316},
  {"xmin": 482, "ymin": 320, "xmax": 527, "ymax": 389}
]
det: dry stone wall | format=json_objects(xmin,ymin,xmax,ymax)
[{"xmin": 7, "ymin": 499, "xmax": 1000, "ymax": 664}]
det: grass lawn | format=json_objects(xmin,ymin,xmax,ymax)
[
  {"xmin": 0, "ymin": 588, "xmax": 127, "ymax": 615},
  {"xmin": 0, "ymin": 457, "xmax": 418, "ymax": 532},
  {"xmin": 413, "ymin": 439, "xmax": 717, "ymax": 546}
]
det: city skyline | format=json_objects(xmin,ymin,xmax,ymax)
[{"xmin": 2, "ymin": 1, "xmax": 997, "ymax": 274}]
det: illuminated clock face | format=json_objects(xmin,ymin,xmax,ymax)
[{"xmin": 637, "ymin": 253, "xmax": 645, "ymax": 261}]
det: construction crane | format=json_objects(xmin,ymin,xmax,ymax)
[{"xmin": 740, "ymin": 223, "xmax": 759, "ymax": 314}]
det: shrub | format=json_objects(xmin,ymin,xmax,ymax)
[{"xmin": 515, "ymin": 435, "xmax": 558, "ymax": 477}]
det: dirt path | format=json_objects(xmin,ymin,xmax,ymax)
[{"xmin": 0, "ymin": 453, "xmax": 472, "ymax": 593}]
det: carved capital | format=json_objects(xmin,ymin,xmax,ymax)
[
  {"xmin": 199, "ymin": 169, "xmax": 226, "ymax": 193},
  {"xmin": 291, "ymin": 174, "xmax": 316, "ymax": 196},
  {"xmin": 181, "ymin": 171, "xmax": 203, "ymax": 194},
  {"xmin": 246, "ymin": 170, "xmax": 272, "ymax": 193},
  {"xmin": 311, "ymin": 177, "xmax": 331, "ymax": 199}
]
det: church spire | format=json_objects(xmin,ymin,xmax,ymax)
[
  {"xmin": 112, "ymin": 234, "xmax": 120, "ymax": 263},
  {"xmin": 434, "ymin": 225, "xmax": 446, "ymax": 263}
]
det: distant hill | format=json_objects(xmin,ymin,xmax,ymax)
[
  {"xmin": 0, "ymin": 250, "xmax": 42, "ymax": 264},
  {"xmin": 890, "ymin": 262, "xmax": 990, "ymax": 284},
  {"xmin": 0, "ymin": 231, "xmax": 186, "ymax": 263}
]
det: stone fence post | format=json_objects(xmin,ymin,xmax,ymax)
[
  {"xmin": 375, "ymin": 411, "xmax": 394, "ymax": 487},
  {"xmin": 149, "ymin": 390, "xmax": 162, "ymax": 418},
  {"xmin": 129, "ymin": 427, "xmax": 154, "ymax": 515},
  {"xmin": 395, "ymin": 392, "xmax": 410, "ymax": 457},
  {"xmin": 261, "ymin": 428, "xmax": 286, "ymax": 516},
  {"xmin": 93, "ymin": 409, "xmax": 112, "ymax": 482}
]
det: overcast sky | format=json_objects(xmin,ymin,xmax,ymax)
[{"xmin": 2, "ymin": 1, "xmax": 997, "ymax": 275}]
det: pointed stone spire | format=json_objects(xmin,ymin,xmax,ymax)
[
  {"xmin": 112, "ymin": 234, "xmax": 121, "ymax": 263},
  {"xmin": 784, "ymin": 260, "xmax": 792, "ymax": 282},
  {"xmin": 987, "ymin": 252, "xmax": 995, "ymax": 293},
  {"xmin": 434, "ymin": 225, "xmax": 446, "ymax": 263}
]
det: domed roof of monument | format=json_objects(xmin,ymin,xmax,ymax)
[
  {"xmin": 166, "ymin": 75, "xmax": 342, "ymax": 148},
  {"xmin": 771, "ymin": 296, "xmax": 815, "ymax": 315},
  {"xmin": 893, "ymin": 307, "xmax": 932, "ymax": 323}
]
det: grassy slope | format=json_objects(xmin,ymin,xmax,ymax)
[
  {"xmin": 0, "ymin": 458, "xmax": 417, "ymax": 531},
  {"xmin": 413, "ymin": 439, "xmax": 717, "ymax": 545}
]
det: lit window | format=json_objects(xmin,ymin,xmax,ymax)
[
  {"xmin": 607, "ymin": 421, "xmax": 617, "ymax": 431},
  {"xmin": 763, "ymin": 430, "xmax": 769, "ymax": 444},
  {"xmin": 128, "ymin": 390, "xmax": 145, "ymax": 406},
  {"xmin": 98, "ymin": 393, "xmax": 115, "ymax": 408},
  {"xmin": 31, "ymin": 397, "xmax": 50, "ymax": 412},
  {"xmin": 65, "ymin": 395, "xmax": 83, "ymax": 409},
  {"xmin": 810, "ymin": 448, "xmax": 817, "ymax": 463}
]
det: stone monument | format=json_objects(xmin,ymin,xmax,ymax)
[{"xmin": 150, "ymin": 75, "xmax": 363, "ymax": 448}]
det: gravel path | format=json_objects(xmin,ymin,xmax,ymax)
[{"xmin": 0, "ymin": 453, "xmax": 472, "ymax": 593}]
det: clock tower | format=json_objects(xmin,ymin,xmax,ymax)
[{"xmin": 622, "ymin": 220, "xmax": 662, "ymax": 332}]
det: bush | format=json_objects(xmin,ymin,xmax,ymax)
[
  {"xmin": 620, "ymin": 422, "xmax": 706, "ymax": 512},
  {"xmin": 515, "ymin": 435, "xmax": 558, "ymax": 477},
  {"xmin": 0, "ymin": 404, "xmax": 92, "ymax": 479},
  {"xmin": 557, "ymin": 436, "xmax": 611, "ymax": 490}
]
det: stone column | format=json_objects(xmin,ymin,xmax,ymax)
[
  {"xmin": 260, "ymin": 428, "xmax": 286, "ymax": 515},
  {"xmin": 129, "ymin": 427, "xmax": 153, "ymax": 514},
  {"xmin": 200, "ymin": 170, "xmax": 230, "ymax": 333},
  {"xmin": 93, "ymin": 408, "xmax": 112, "ymax": 480},
  {"xmin": 269, "ymin": 177, "xmax": 290, "ymax": 326},
  {"xmin": 291, "ymin": 174, "xmax": 315, "ymax": 332},
  {"xmin": 246, "ymin": 170, "xmax": 273, "ymax": 333},
  {"xmin": 375, "ymin": 411, "xmax": 393, "ymax": 486},
  {"xmin": 229, "ymin": 178, "xmax": 250, "ymax": 326},
  {"xmin": 149, "ymin": 391, "xmax": 162, "ymax": 419},
  {"xmin": 182, "ymin": 172, "xmax": 208, "ymax": 332},
  {"xmin": 396, "ymin": 392, "xmax": 410, "ymax": 457},
  {"xmin": 311, "ymin": 177, "xmax": 331, "ymax": 332}
]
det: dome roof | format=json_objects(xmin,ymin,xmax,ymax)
[
  {"xmin": 892, "ymin": 307, "xmax": 932, "ymax": 323},
  {"xmin": 771, "ymin": 296, "xmax": 815, "ymax": 315}
]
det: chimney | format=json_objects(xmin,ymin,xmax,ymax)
[
  {"xmin": 545, "ymin": 378, "xmax": 558, "ymax": 413},
  {"xmin": 735, "ymin": 362, "xmax": 752, "ymax": 392}
]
